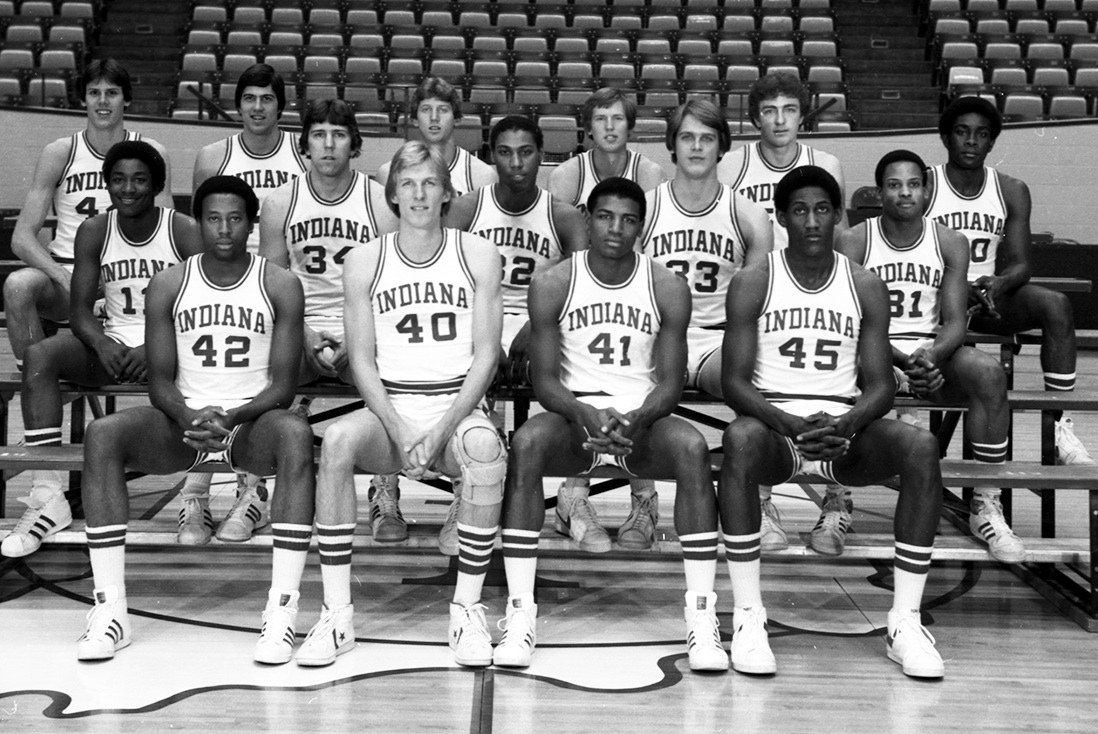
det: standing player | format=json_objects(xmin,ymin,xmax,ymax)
[
  {"xmin": 492, "ymin": 178, "xmax": 726, "ymax": 672},
  {"xmin": 718, "ymin": 72, "xmax": 847, "ymax": 250},
  {"xmin": 926, "ymin": 96, "xmax": 1092, "ymax": 465},
  {"xmin": 375, "ymin": 76, "xmax": 497, "ymax": 195},
  {"xmin": 2, "ymin": 141, "xmax": 203, "ymax": 558},
  {"xmin": 75, "ymin": 175, "xmax": 314, "ymax": 663},
  {"xmin": 5, "ymin": 59, "xmax": 173, "ymax": 367},
  {"xmin": 547, "ymin": 87, "xmax": 665, "ymax": 212},
  {"xmin": 831, "ymin": 150, "xmax": 1018, "ymax": 562},
  {"xmin": 719, "ymin": 166, "xmax": 945, "ymax": 679},
  {"xmin": 299, "ymin": 142, "xmax": 505, "ymax": 668}
]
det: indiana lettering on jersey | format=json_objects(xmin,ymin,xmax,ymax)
[
  {"xmin": 374, "ymin": 281, "xmax": 470, "ymax": 314},
  {"xmin": 473, "ymin": 226, "xmax": 553, "ymax": 258},
  {"xmin": 565, "ymin": 301, "xmax": 655, "ymax": 335},
  {"xmin": 738, "ymin": 183, "xmax": 775, "ymax": 213},
  {"xmin": 648, "ymin": 228, "xmax": 739, "ymax": 261},
  {"xmin": 235, "ymin": 169, "xmax": 292, "ymax": 190},
  {"xmin": 289, "ymin": 217, "xmax": 375, "ymax": 245},
  {"xmin": 932, "ymin": 211, "xmax": 1005, "ymax": 236},
  {"xmin": 868, "ymin": 261, "xmax": 943, "ymax": 288},
  {"xmin": 175, "ymin": 303, "xmax": 268, "ymax": 334},
  {"xmin": 761, "ymin": 306, "xmax": 856, "ymax": 338},
  {"xmin": 99, "ymin": 258, "xmax": 172, "ymax": 284},
  {"xmin": 64, "ymin": 170, "xmax": 106, "ymax": 194}
]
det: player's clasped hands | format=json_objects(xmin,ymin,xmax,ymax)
[
  {"xmin": 183, "ymin": 406, "xmax": 232, "ymax": 452},
  {"xmin": 581, "ymin": 407, "xmax": 634, "ymax": 456},
  {"xmin": 903, "ymin": 347, "xmax": 944, "ymax": 397},
  {"xmin": 305, "ymin": 329, "xmax": 347, "ymax": 378},
  {"xmin": 98, "ymin": 341, "xmax": 146, "ymax": 383},
  {"xmin": 793, "ymin": 411, "xmax": 851, "ymax": 461}
]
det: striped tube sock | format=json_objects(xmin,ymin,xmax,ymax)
[
  {"xmin": 317, "ymin": 523, "xmax": 355, "ymax": 607},
  {"xmin": 1044, "ymin": 371, "xmax": 1075, "ymax": 392},
  {"xmin": 724, "ymin": 532, "xmax": 763, "ymax": 609},
  {"xmin": 501, "ymin": 528, "xmax": 540, "ymax": 599},
  {"xmin": 971, "ymin": 439, "xmax": 1009, "ymax": 465},
  {"xmin": 271, "ymin": 523, "xmax": 313, "ymax": 593},
  {"xmin": 680, "ymin": 531, "xmax": 719, "ymax": 593},
  {"xmin": 454, "ymin": 523, "xmax": 499, "ymax": 606},
  {"xmin": 86, "ymin": 523, "xmax": 128, "ymax": 593},
  {"xmin": 893, "ymin": 541, "xmax": 933, "ymax": 610}
]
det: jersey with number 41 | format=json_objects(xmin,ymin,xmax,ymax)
[{"xmin": 282, "ymin": 171, "xmax": 383, "ymax": 321}]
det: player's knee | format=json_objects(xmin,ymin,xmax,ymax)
[
  {"xmin": 274, "ymin": 412, "xmax": 315, "ymax": 454},
  {"xmin": 319, "ymin": 419, "xmax": 363, "ymax": 467},
  {"xmin": 3, "ymin": 268, "xmax": 41, "ymax": 310},
  {"xmin": 452, "ymin": 425, "xmax": 506, "ymax": 506},
  {"xmin": 904, "ymin": 427, "xmax": 939, "ymax": 464},
  {"xmin": 84, "ymin": 415, "xmax": 124, "ymax": 459},
  {"xmin": 722, "ymin": 417, "xmax": 767, "ymax": 455}
]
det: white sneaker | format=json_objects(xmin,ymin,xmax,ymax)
[
  {"xmin": 493, "ymin": 597, "xmax": 538, "ymax": 668},
  {"xmin": 886, "ymin": 608, "xmax": 944, "ymax": 678},
  {"xmin": 177, "ymin": 497, "xmax": 213, "ymax": 546},
  {"xmin": 448, "ymin": 602, "xmax": 493, "ymax": 667},
  {"xmin": 617, "ymin": 492, "xmax": 659, "ymax": 550},
  {"xmin": 297, "ymin": 604, "xmax": 356, "ymax": 667},
  {"xmin": 684, "ymin": 593, "xmax": 728, "ymax": 672},
  {"xmin": 554, "ymin": 493, "xmax": 612, "ymax": 553},
  {"xmin": 439, "ymin": 493, "xmax": 460, "ymax": 557},
  {"xmin": 254, "ymin": 590, "xmax": 299, "ymax": 664},
  {"xmin": 217, "ymin": 484, "xmax": 269, "ymax": 542},
  {"xmin": 970, "ymin": 495, "xmax": 1026, "ymax": 564},
  {"xmin": 808, "ymin": 489, "xmax": 852, "ymax": 557},
  {"xmin": 77, "ymin": 586, "xmax": 131, "ymax": 661},
  {"xmin": 729, "ymin": 606, "xmax": 776, "ymax": 675},
  {"xmin": 1, "ymin": 491, "xmax": 72, "ymax": 557},
  {"xmin": 1055, "ymin": 418, "xmax": 1095, "ymax": 465},
  {"xmin": 759, "ymin": 498, "xmax": 788, "ymax": 552}
]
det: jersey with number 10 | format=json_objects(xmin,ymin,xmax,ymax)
[
  {"xmin": 925, "ymin": 164, "xmax": 1007, "ymax": 282},
  {"xmin": 282, "ymin": 171, "xmax": 383, "ymax": 321}
]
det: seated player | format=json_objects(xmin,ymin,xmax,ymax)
[
  {"xmin": 76, "ymin": 176, "xmax": 314, "ymax": 662},
  {"xmin": 719, "ymin": 167, "xmax": 945, "ymax": 678},
  {"xmin": 493, "ymin": 178, "xmax": 727, "ymax": 672},
  {"xmin": 300, "ymin": 142, "xmax": 506, "ymax": 668},
  {"xmin": 926, "ymin": 96, "xmax": 1092, "ymax": 466},
  {"xmin": 832, "ymin": 150, "xmax": 1018, "ymax": 562},
  {"xmin": 2, "ymin": 141, "xmax": 203, "ymax": 558}
]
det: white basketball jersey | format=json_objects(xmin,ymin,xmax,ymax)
[
  {"xmin": 449, "ymin": 147, "xmax": 489, "ymax": 196},
  {"xmin": 862, "ymin": 216, "xmax": 944, "ymax": 345},
  {"xmin": 282, "ymin": 171, "xmax": 383, "ymax": 322},
  {"xmin": 728, "ymin": 142, "xmax": 818, "ymax": 251},
  {"xmin": 560, "ymin": 251, "xmax": 661, "ymax": 400},
  {"xmin": 370, "ymin": 229, "xmax": 479, "ymax": 396},
  {"xmin": 51, "ymin": 129, "xmax": 141, "ymax": 263},
  {"xmin": 172, "ymin": 254, "xmax": 275, "ymax": 411},
  {"xmin": 571, "ymin": 149, "xmax": 643, "ymax": 214},
  {"xmin": 641, "ymin": 181, "xmax": 749, "ymax": 329},
  {"xmin": 216, "ymin": 131, "xmax": 308, "ymax": 251},
  {"xmin": 468, "ymin": 186, "xmax": 564, "ymax": 316},
  {"xmin": 925, "ymin": 164, "xmax": 1007, "ymax": 282},
  {"xmin": 754, "ymin": 251, "xmax": 862, "ymax": 412},
  {"xmin": 99, "ymin": 208, "xmax": 183, "ymax": 348}
]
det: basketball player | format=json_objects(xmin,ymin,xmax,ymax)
[
  {"xmin": 1, "ymin": 141, "xmax": 203, "ymax": 559},
  {"xmin": 718, "ymin": 72, "xmax": 847, "ymax": 250},
  {"xmin": 190, "ymin": 63, "xmax": 309, "ymax": 545},
  {"xmin": 829, "ymin": 150, "xmax": 1018, "ymax": 562},
  {"xmin": 926, "ymin": 96, "xmax": 1092, "ymax": 466},
  {"xmin": 5, "ymin": 59, "xmax": 173, "ymax": 366},
  {"xmin": 547, "ymin": 87, "xmax": 665, "ymax": 213},
  {"xmin": 375, "ymin": 76, "xmax": 497, "ymax": 195},
  {"xmin": 493, "ymin": 177, "xmax": 727, "ymax": 672},
  {"xmin": 719, "ymin": 166, "xmax": 944, "ymax": 678},
  {"xmin": 76, "ymin": 175, "xmax": 314, "ymax": 663},
  {"xmin": 299, "ymin": 142, "xmax": 505, "ymax": 668}
]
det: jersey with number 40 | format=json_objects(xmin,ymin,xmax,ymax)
[{"xmin": 925, "ymin": 164, "xmax": 1007, "ymax": 283}]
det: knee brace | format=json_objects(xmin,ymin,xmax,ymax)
[{"xmin": 450, "ymin": 424, "xmax": 507, "ymax": 506}]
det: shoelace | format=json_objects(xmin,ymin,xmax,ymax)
[
  {"xmin": 459, "ymin": 604, "xmax": 492, "ymax": 643},
  {"xmin": 226, "ymin": 489, "xmax": 260, "ymax": 522},
  {"xmin": 689, "ymin": 609, "xmax": 721, "ymax": 645},
  {"xmin": 625, "ymin": 496, "xmax": 657, "ymax": 533},
  {"xmin": 975, "ymin": 498, "xmax": 1013, "ymax": 534},
  {"xmin": 372, "ymin": 487, "xmax": 403, "ymax": 519},
  {"xmin": 82, "ymin": 602, "xmax": 116, "ymax": 638},
  {"xmin": 12, "ymin": 495, "xmax": 49, "ymax": 533},
  {"xmin": 568, "ymin": 498, "xmax": 602, "ymax": 529}
]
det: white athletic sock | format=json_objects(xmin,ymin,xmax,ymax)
[
  {"xmin": 680, "ymin": 531, "xmax": 719, "ymax": 593},
  {"xmin": 271, "ymin": 523, "xmax": 312, "ymax": 593},
  {"xmin": 557, "ymin": 476, "xmax": 590, "ymax": 504},
  {"xmin": 758, "ymin": 485, "xmax": 773, "ymax": 502},
  {"xmin": 724, "ymin": 532, "xmax": 763, "ymax": 609},
  {"xmin": 86, "ymin": 524, "xmax": 128, "ymax": 594},
  {"xmin": 630, "ymin": 478, "xmax": 657, "ymax": 500},
  {"xmin": 180, "ymin": 472, "xmax": 212, "ymax": 501},
  {"xmin": 893, "ymin": 541, "xmax": 933, "ymax": 611}
]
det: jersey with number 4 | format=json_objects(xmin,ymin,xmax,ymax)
[
  {"xmin": 862, "ymin": 216, "xmax": 944, "ymax": 345},
  {"xmin": 641, "ymin": 181, "xmax": 749, "ymax": 329},
  {"xmin": 467, "ymin": 186, "xmax": 564, "ymax": 317},
  {"xmin": 172, "ymin": 254, "xmax": 275, "ymax": 411},
  {"xmin": 754, "ymin": 250, "xmax": 862, "ymax": 412},
  {"xmin": 370, "ymin": 229, "xmax": 479, "ymax": 396},
  {"xmin": 282, "ymin": 171, "xmax": 383, "ymax": 321},
  {"xmin": 925, "ymin": 164, "xmax": 1007, "ymax": 282},
  {"xmin": 52, "ymin": 129, "xmax": 142, "ymax": 264}
]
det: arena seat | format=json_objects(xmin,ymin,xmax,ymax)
[
  {"xmin": 263, "ymin": 53, "xmax": 299, "ymax": 75},
  {"xmin": 1002, "ymin": 90, "xmax": 1044, "ymax": 119},
  {"xmin": 191, "ymin": 5, "xmax": 227, "ymax": 24},
  {"xmin": 984, "ymin": 40, "xmax": 1023, "ymax": 60},
  {"xmin": 1030, "ymin": 59, "xmax": 1071, "ymax": 87},
  {"xmin": 18, "ymin": 1, "xmax": 55, "ymax": 17},
  {"xmin": 231, "ymin": 6, "xmax": 265, "ymax": 26},
  {"xmin": 49, "ymin": 24, "xmax": 86, "ymax": 46},
  {"xmin": 267, "ymin": 31, "xmax": 304, "ymax": 47},
  {"xmin": 0, "ymin": 49, "xmax": 35, "ymax": 74},
  {"xmin": 539, "ymin": 115, "xmax": 582, "ymax": 158},
  {"xmin": 799, "ymin": 15, "xmax": 835, "ymax": 35},
  {"xmin": 345, "ymin": 9, "xmax": 378, "ymax": 27},
  {"xmin": 760, "ymin": 14, "xmax": 794, "ymax": 34},
  {"xmin": 1027, "ymin": 40, "xmax": 1066, "ymax": 61},
  {"xmin": 647, "ymin": 15, "xmax": 681, "ymax": 33},
  {"xmin": 1047, "ymin": 90, "xmax": 1088, "ymax": 118},
  {"xmin": 38, "ymin": 48, "xmax": 76, "ymax": 72},
  {"xmin": 724, "ymin": 15, "xmax": 756, "ymax": 34},
  {"xmin": 987, "ymin": 58, "xmax": 1028, "ymax": 86},
  {"xmin": 226, "ymin": 29, "xmax": 262, "ymax": 47},
  {"xmin": 5, "ymin": 23, "xmax": 43, "ymax": 44}
]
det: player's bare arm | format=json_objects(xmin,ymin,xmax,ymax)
[
  {"xmin": 11, "ymin": 138, "xmax": 75, "ymax": 286},
  {"xmin": 835, "ymin": 266, "xmax": 896, "ymax": 439},
  {"xmin": 924, "ymin": 224, "xmax": 971, "ymax": 366},
  {"xmin": 816, "ymin": 151, "xmax": 849, "ymax": 230},
  {"xmin": 144, "ymin": 138, "xmax": 175, "ymax": 210},
  {"xmin": 468, "ymin": 157, "xmax": 498, "ymax": 190},
  {"xmin": 69, "ymin": 216, "xmax": 129, "ymax": 377},
  {"xmin": 551, "ymin": 200, "xmax": 590, "ymax": 256},
  {"xmin": 735, "ymin": 194, "xmax": 776, "ymax": 268},
  {"xmin": 170, "ymin": 211, "xmax": 206, "ymax": 259},
  {"xmin": 367, "ymin": 177, "xmax": 401, "ymax": 235},
  {"xmin": 984, "ymin": 172, "xmax": 1033, "ymax": 299},
  {"xmin": 546, "ymin": 157, "xmax": 581, "ymax": 202},
  {"xmin": 635, "ymin": 157, "xmax": 667, "ymax": 191},
  {"xmin": 144, "ymin": 264, "xmax": 194, "ymax": 428},
  {"xmin": 191, "ymin": 138, "xmax": 230, "ymax": 196},
  {"xmin": 374, "ymin": 160, "xmax": 391, "ymax": 187},
  {"xmin": 440, "ymin": 189, "xmax": 479, "ymax": 230},
  {"xmin": 716, "ymin": 145, "xmax": 749, "ymax": 187}
]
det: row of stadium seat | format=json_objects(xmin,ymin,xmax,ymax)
[
  {"xmin": 943, "ymin": 56, "xmax": 1098, "ymax": 86},
  {"xmin": 931, "ymin": 11, "xmax": 1097, "ymax": 34},
  {"xmin": 0, "ymin": 44, "xmax": 80, "ymax": 72},
  {"xmin": 927, "ymin": 0, "xmax": 1098, "ymax": 14},
  {"xmin": 946, "ymin": 81, "xmax": 1096, "ymax": 118},
  {"xmin": 0, "ymin": 1, "xmax": 94, "ymax": 20}
]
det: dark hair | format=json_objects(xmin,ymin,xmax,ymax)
[
  {"xmin": 102, "ymin": 140, "xmax": 166, "ymax": 195},
  {"xmin": 298, "ymin": 99, "xmax": 363, "ymax": 157},
  {"xmin": 383, "ymin": 141, "xmax": 455, "ymax": 218},
  {"xmin": 79, "ymin": 58, "xmax": 132, "ymax": 103},
  {"xmin": 581, "ymin": 87, "xmax": 638, "ymax": 133},
  {"xmin": 938, "ymin": 95, "xmax": 1002, "ymax": 140},
  {"xmin": 586, "ymin": 177, "xmax": 647, "ymax": 222},
  {"xmin": 748, "ymin": 72, "xmax": 809, "ymax": 128},
  {"xmin": 875, "ymin": 149, "xmax": 928, "ymax": 188},
  {"xmin": 411, "ymin": 76, "xmax": 464, "ymax": 121},
  {"xmin": 235, "ymin": 63, "xmax": 286, "ymax": 113},
  {"xmin": 193, "ymin": 175, "xmax": 260, "ymax": 223},
  {"xmin": 665, "ymin": 99, "xmax": 731, "ymax": 162},
  {"xmin": 489, "ymin": 115, "xmax": 543, "ymax": 151},
  {"xmin": 773, "ymin": 165, "xmax": 842, "ymax": 213}
]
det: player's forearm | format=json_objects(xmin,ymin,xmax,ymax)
[
  {"xmin": 845, "ymin": 385, "xmax": 894, "ymax": 435},
  {"xmin": 996, "ymin": 262, "xmax": 1030, "ymax": 294},
  {"xmin": 224, "ymin": 384, "xmax": 295, "ymax": 428},
  {"xmin": 150, "ymin": 379, "xmax": 196, "ymax": 428},
  {"xmin": 12, "ymin": 231, "xmax": 69, "ymax": 282},
  {"xmin": 725, "ymin": 379, "xmax": 801, "ymax": 438},
  {"xmin": 69, "ymin": 309, "xmax": 113, "ymax": 353},
  {"xmin": 928, "ymin": 325, "xmax": 965, "ymax": 365},
  {"xmin": 630, "ymin": 382, "xmax": 681, "ymax": 429},
  {"xmin": 431, "ymin": 355, "xmax": 497, "ymax": 439}
]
